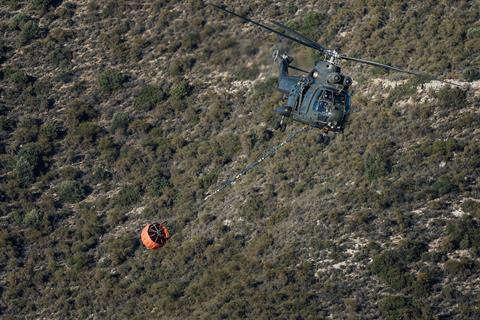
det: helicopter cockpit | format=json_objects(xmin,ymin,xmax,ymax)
[{"xmin": 313, "ymin": 89, "xmax": 350, "ymax": 128}]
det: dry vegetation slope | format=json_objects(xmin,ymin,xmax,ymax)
[{"xmin": 1, "ymin": 0, "xmax": 480, "ymax": 319}]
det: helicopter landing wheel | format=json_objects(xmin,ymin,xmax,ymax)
[
  {"xmin": 323, "ymin": 135, "xmax": 331, "ymax": 145},
  {"xmin": 317, "ymin": 133, "xmax": 330, "ymax": 145},
  {"xmin": 316, "ymin": 134, "xmax": 324, "ymax": 144},
  {"xmin": 275, "ymin": 119, "xmax": 287, "ymax": 132}
]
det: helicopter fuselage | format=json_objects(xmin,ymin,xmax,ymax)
[{"xmin": 274, "ymin": 58, "xmax": 352, "ymax": 132}]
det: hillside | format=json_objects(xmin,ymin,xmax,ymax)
[{"xmin": 1, "ymin": 1, "xmax": 480, "ymax": 319}]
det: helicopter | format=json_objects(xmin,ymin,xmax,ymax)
[{"xmin": 210, "ymin": 4, "xmax": 459, "ymax": 144}]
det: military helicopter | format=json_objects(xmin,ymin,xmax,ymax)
[{"xmin": 211, "ymin": 4, "xmax": 458, "ymax": 144}]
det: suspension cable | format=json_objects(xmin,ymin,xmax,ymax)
[{"xmin": 203, "ymin": 126, "xmax": 309, "ymax": 201}]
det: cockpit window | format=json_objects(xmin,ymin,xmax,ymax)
[
  {"xmin": 313, "ymin": 100, "xmax": 327, "ymax": 112},
  {"xmin": 323, "ymin": 90, "xmax": 332, "ymax": 101},
  {"xmin": 334, "ymin": 92, "xmax": 346, "ymax": 104}
]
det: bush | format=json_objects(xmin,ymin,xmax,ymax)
[
  {"xmin": 369, "ymin": 240, "xmax": 427, "ymax": 292},
  {"xmin": 431, "ymin": 176, "xmax": 457, "ymax": 196},
  {"xmin": 32, "ymin": 0, "xmax": 62, "ymax": 12},
  {"xmin": 48, "ymin": 46, "xmax": 73, "ymax": 67},
  {"xmin": 98, "ymin": 137, "xmax": 119, "ymax": 161},
  {"xmin": 385, "ymin": 81, "xmax": 417, "ymax": 105},
  {"xmin": 39, "ymin": 121, "xmax": 60, "ymax": 142},
  {"xmin": 364, "ymin": 152, "xmax": 392, "ymax": 181},
  {"xmin": 147, "ymin": 176, "xmax": 170, "ymax": 197},
  {"xmin": 235, "ymin": 66, "xmax": 259, "ymax": 81},
  {"xmin": 447, "ymin": 216, "xmax": 480, "ymax": 254},
  {"xmin": 444, "ymin": 258, "xmax": 476, "ymax": 277},
  {"xmin": 66, "ymin": 100, "xmax": 97, "ymax": 126},
  {"xmin": 15, "ymin": 157, "xmax": 36, "ymax": 187},
  {"xmin": 10, "ymin": 13, "xmax": 30, "ymax": 30},
  {"xmin": 15, "ymin": 143, "xmax": 42, "ymax": 187},
  {"xmin": 435, "ymin": 87, "xmax": 467, "ymax": 110},
  {"xmin": 111, "ymin": 112, "xmax": 129, "ymax": 134},
  {"xmin": 18, "ymin": 20, "xmax": 41, "ymax": 46},
  {"xmin": 115, "ymin": 184, "xmax": 141, "ymax": 208},
  {"xmin": 57, "ymin": 180, "xmax": 85, "ymax": 203},
  {"xmin": 134, "ymin": 85, "xmax": 167, "ymax": 111},
  {"xmin": 379, "ymin": 296, "xmax": 421, "ymax": 320},
  {"xmin": 183, "ymin": 32, "xmax": 200, "ymax": 49},
  {"xmin": 170, "ymin": 80, "xmax": 191, "ymax": 101},
  {"xmin": 370, "ymin": 250, "xmax": 413, "ymax": 290},
  {"xmin": 5, "ymin": 68, "xmax": 35, "ymax": 88},
  {"xmin": 463, "ymin": 67, "xmax": 480, "ymax": 82},
  {"xmin": 13, "ymin": 116, "xmax": 40, "ymax": 144},
  {"xmin": 97, "ymin": 70, "xmax": 128, "ymax": 94},
  {"xmin": 461, "ymin": 200, "xmax": 480, "ymax": 218},
  {"xmin": 70, "ymin": 122, "xmax": 100, "ymax": 145},
  {"xmin": 168, "ymin": 57, "xmax": 196, "ymax": 76}
]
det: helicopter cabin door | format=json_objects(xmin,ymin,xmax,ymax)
[{"xmin": 300, "ymin": 87, "xmax": 321, "ymax": 115}]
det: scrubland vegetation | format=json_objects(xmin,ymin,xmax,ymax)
[{"xmin": 0, "ymin": 0, "xmax": 479, "ymax": 319}]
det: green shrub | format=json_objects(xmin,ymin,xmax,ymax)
[
  {"xmin": 379, "ymin": 296, "xmax": 421, "ymax": 320},
  {"xmin": 59, "ymin": 166, "xmax": 82, "ymax": 180},
  {"xmin": 48, "ymin": 46, "xmax": 73, "ymax": 67},
  {"xmin": 429, "ymin": 139, "xmax": 460, "ymax": 159},
  {"xmin": 15, "ymin": 157, "xmax": 36, "ymax": 187},
  {"xmin": 39, "ymin": 121, "xmax": 60, "ymax": 142},
  {"xmin": 13, "ymin": 116, "xmax": 40, "ymax": 144},
  {"xmin": 183, "ymin": 32, "xmax": 200, "ymax": 49},
  {"xmin": 148, "ymin": 176, "xmax": 170, "ymax": 197},
  {"xmin": 18, "ymin": 20, "xmax": 41, "ymax": 45},
  {"xmin": 170, "ymin": 80, "xmax": 191, "ymax": 101},
  {"xmin": 5, "ymin": 68, "xmax": 35, "ymax": 87},
  {"xmin": 298, "ymin": 12, "xmax": 328, "ymax": 38},
  {"xmin": 463, "ymin": 67, "xmax": 480, "ymax": 81},
  {"xmin": 398, "ymin": 240, "xmax": 427, "ymax": 263},
  {"xmin": 235, "ymin": 66, "xmax": 259, "ymax": 80},
  {"xmin": 370, "ymin": 250, "xmax": 413, "ymax": 290},
  {"xmin": 385, "ymin": 81, "xmax": 417, "ymax": 105},
  {"xmin": 364, "ymin": 152, "xmax": 391, "ymax": 181},
  {"xmin": 461, "ymin": 200, "xmax": 480, "ymax": 218},
  {"xmin": 57, "ymin": 180, "xmax": 85, "ymax": 203},
  {"xmin": 15, "ymin": 143, "xmax": 42, "ymax": 187},
  {"xmin": 97, "ymin": 70, "xmax": 128, "ymax": 94},
  {"xmin": 106, "ymin": 207, "xmax": 126, "ymax": 226},
  {"xmin": 134, "ymin": 85, "xmax": 167, "ymax": 111},
  {"xmin": 98, "ymin": 137, "xmax": 119, "ymax": 161},
  {"xmin": 66, "ymin": 100, "xmax": 97, "ymax": 126},
  {"xmin": 447, "ymin": 216, "xmax": 480, "ymax": 254},
  {"xmin": 435, "ymin": 86, "xmax": 467, "ymax": 110},
  {"xmin": 369, "ymin": 240, "xmax": 427, "ymax": 292},
  {"xmin": 32, "ymin": 0, "xmax": 61, "ymax": 12},
  {"xmin": 115, "ymin": 184, "xmax": 141, "ymax": 208},
  {"xmin": 23, "ymin": 208, "xmax": 43, "ymax": 229},
  {"xmin": 431, "ymin": 176, "xmax": 457, "ymax": 196},
  {"xmin": 70, "ymin": 252, "xmax": 89, "ymax": 270},
  {"xmin": 70, "ymin": 122, "xmax": 100, "ymax": 145},
  {"xmin": 444, "ymin": 258, "xmax": 476, "ymax": 277},
  {"xmin": 111, "ymin": 112, "xmax": 129, "ymax": 134},
  {"xmin": 10, "ymin": 13, "xmax": 30, "ymax": 30},
  {"xmin": 168, "ymin": 57, "xmax": 196, "ymax": 76}
]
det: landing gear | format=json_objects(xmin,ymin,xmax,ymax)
[
  {"xmin": 275, "ymin": 117, "xmax": 287, "ymax": 132},
  {"xmin": 316, "ymin": 133, "xmax": 330, "ymax": 145}
]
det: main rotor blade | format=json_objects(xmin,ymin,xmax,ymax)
[
  {"xmin": 272, "ymin": 21, "xmax": 326, "ymax": 52},
  {"xmin": 209, "ymin": 4, "xmax": 322, "ymax": 52},
  {"xmin": 289, "ymin": 64, "xmax": 309, "ymax": 73},
  {"xmin": 339, "ymin": 54, "xmax": 461, "ymax": 87},
  {"xmin": 339, "ymin": 54, "xmax": 423, "ymax": 76}
]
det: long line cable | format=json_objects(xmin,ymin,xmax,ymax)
[{"xmin": 203, "ymin": 125, "xmax": 309, "ymax": 202}]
